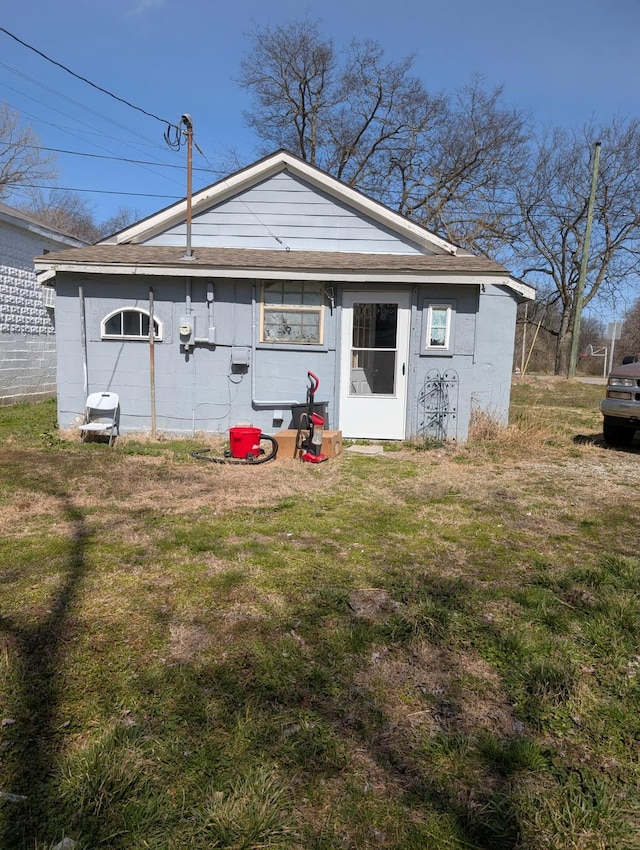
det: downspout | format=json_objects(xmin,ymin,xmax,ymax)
[
  {"xmin": 250, "ymin": 284, "xmax": 302, "ymax": 407},
  {"xmin": 206, "ymin": 282, "xmax": 215, "ymax": 342},
  {"xmin": 78, "ymin": 284, "xmax": 89, "ymax": 399},
  {"xmin": 185, "ymin": 277, "xmax": 197, "ymax": 435},
  {"xmin": 185, "ymin": 277, "xmax": 192, "ymax": 315}
]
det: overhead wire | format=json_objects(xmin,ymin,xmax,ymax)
[
  {"xmin": 0, "ymin": 27, "xmax": 294, "ymax": 243},
  {"xmin": 0, "ymin": 60, "xmax": 173, "ymax": 154},
  {"xmin": 5, "ymin": 182, "xmax": 181, "ymax": 200},
  {"xmin": 7, "ymin": 26, "xmax": 587, "ymax": 247},
  {"xmin": 0, "ymin": 26, "xmax": 179, "ymax": 131},
  {"xmin": 22, "ymin": 145, "xmax": 215, "ymax": 173},
  {"xmin": 2, "ymin": 88, "xmax": 186, "ymax": 189}
]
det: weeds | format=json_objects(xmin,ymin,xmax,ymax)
[{"xmin": 200, "ymin": 768, "xmax": 296, "ymax": 849}]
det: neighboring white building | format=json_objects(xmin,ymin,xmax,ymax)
[{"xmin": 0, "ymin": 202, "xmax": 84, "ymax": 405}]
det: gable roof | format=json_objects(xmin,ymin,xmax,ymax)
[
  {"xmin": 33, "ymin": 150, "xmax": 535, "ymax": 301},
  {"xmin": 0, "ymin": 201, "xmax": 86, "ymax": 247},
  {"xmin": 104, "ymin": 149, "xmax": 462, "ymax": 256}
]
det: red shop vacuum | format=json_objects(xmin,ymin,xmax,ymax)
[
  {"xmin": 192, "ymin": 425, "xmax": 278, "ymax": 465},
  {"xmin": 295, "ymin": 371, "xmax": 329, "ymax": 463}
]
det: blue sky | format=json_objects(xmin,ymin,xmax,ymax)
[{"xmin": 2, "ymin": 0, "xmax": 639, "ymax": 228}]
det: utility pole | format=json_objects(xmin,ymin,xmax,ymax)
[
  {"xmin": 180, "ymin": 113, "xmax": 195, "ymax": 261},
  {"xmin": 568, "ymin": 141, "xmax": 601, "ymax": 378},
  {"xmin": 520, "ymin": 302, "xmax": 528, "ymax": 374}
]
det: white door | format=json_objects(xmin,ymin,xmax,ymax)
[{"xmin": 339, "ymin": 292, "xmax": 411, "ymax": 439}]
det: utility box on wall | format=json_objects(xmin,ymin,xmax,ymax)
[
  {"xmin": 179, "ymin": 316, "xmax": 195, "ymax": 346},
  {"xmin": 231, "ymin": 346, "xmax": 250, "ymax": 367}
]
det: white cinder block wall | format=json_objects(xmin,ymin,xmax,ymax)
[{"xmin": 0, "ymin": 210, "xmax": 82, "ymax": 406}]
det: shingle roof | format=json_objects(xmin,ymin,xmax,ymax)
[{"xmin": 35, "ymin": 244, "xmax": 508, "ymax": 275}]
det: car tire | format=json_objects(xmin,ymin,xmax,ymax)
[{"xmin": 603, "ymin": 418, "xmax": 636, "ymax": 447}]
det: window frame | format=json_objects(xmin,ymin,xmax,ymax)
[
  {"xmin": 422, "ymin": 300, "xmax": 455, "ymax": 355},
  {"xmin": 42, "ymin": 286, "xmax": 55, "ymax": 309},
  {"xmin": 101, "ymin": 308, "xmax": 162, "ymax": 341},
  {"xmin": 260, "ymin": 280, "xmax": 325, "ymax": 346}
]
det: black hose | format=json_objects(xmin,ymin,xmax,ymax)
[{"xmin": 192, "ymin": 434, "xmax": 278, "ymax": 465}]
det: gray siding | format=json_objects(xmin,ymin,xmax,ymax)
[
  {"xmin": 54, "ymin": 273, "xmax": 516, "ymax": 441},
  {"xmin": 55, "ymin": 275, "xmax": 337, "ymax": 435},
  {"xmin": 470, "ymin": 283, "xmax": 519, "ymax": 426},
  {"xmin": 143, "ymin": 172, "xmax": 429, "ymax": 254}
]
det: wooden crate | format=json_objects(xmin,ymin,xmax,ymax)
[{"xmin": 273, "ymin": 429, "xmax": 343, "ymax": 459}]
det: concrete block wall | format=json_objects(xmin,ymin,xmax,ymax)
[{"xmin": 0, "ymin": 222, "xmax": 57, "ymax": 405}]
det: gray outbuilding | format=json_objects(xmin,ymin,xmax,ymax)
[{"xmin": 35, "ymin": 150, "xmax": 534, "ymax": 441}]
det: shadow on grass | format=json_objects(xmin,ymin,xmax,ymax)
[
  {"xmin": 573, "ymin": 432, "xmax": 640, "ymax": 451},
  {"xmin": 138, "ymin": 580, "xmax": 529, "ymax": 850},
  {"xmin": 0, "ymin": 480, "xmax": 89, "ymax": 850}
]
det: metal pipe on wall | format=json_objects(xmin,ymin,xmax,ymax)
[
  {"xmin": 78, "ymin": 284, "xmax": 88, "ymax": 400},
  {"xmin": 149, "ymin": 286, "xmax": 157, "ymax": 438}
]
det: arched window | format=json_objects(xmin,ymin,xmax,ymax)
[{"xmin": 101, "ymin": 308, "xmax": 162, "ymax": 341}]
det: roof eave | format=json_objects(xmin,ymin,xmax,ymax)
[{"xmin": 33, "ymin": 259, "xmax": 529, "ymax": 293}]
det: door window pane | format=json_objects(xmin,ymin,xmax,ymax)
[
  {"xmin": 350, "ymin": 350, "xmax": 396, "ymax": 395},
  {"xmin": 350, "ymin": 302, "xmax": 398, "ymax": 395},
  {"xmin": 352, "ymin": 303, "xmax": 397, "ymax": 348}
]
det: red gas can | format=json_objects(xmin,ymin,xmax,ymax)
[{"xmin": 229, "ymin": 425, "xmax": 262, "ymax": 459}]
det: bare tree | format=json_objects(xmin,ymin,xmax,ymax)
[
  {"xmin": 20, "ymin": 188, "xmax": 137, "ymax": 243},
  {"xmin": 240, "ymin": 21, "xmax": 640, "ymax": 376},
  {"xmin": 0, "ymin": 103, "xmax": 56, "ymax": 199},
  {"xmin": 619, "ymin": 297, "xmax": 640, "ymax": 360},
  {"xmin": 238, "ymin": 20, "xmax": 530, "ymax": 255},
  {"xmin": 512, "ymin": 121, "xmax": 640, "ymax": 375},
  {"xmin": 239, "ymin": 18, "xmax": 337, "ymax": 165},
  {"xmin": 395, "ymin": 79, "xmax": 530, "ymax": 255}
]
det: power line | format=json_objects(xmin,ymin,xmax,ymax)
[
  {"xmin": 6, "ymin": 183, "xmax": 181, "ymax": 200},
  {"xmin": 0, "ymin": 60, "xmax": 171, "ymax": 154},
  {"xmin": 23, "ymin": 144, "xmax": 217, "ymax": 174},
  {"xmin": 3, "ymin": 91, "xmax": 187, "ymax": 189},
  {"xmin": 0, "ymin": 25, "xmax": 179, "ymax": 130}
]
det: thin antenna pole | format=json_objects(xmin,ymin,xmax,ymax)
[{"xmin": 568, "ymin": 141, "xmax": 601, "ymax": 378}]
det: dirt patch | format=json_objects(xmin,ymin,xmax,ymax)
[
  {"xmin": 169, "ymin": 623, "xmax": 214, "ymax": 663},
  {"xmin": 356, "ymin": 643, "xmax": 519, "ymax": 739},
  {"xmin": 347, "ymin": 588, "xmax": 401, "ymax": 620}
]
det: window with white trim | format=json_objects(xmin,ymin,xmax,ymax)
[
  {"xmin": 101, "ymin": 308, "xmax": 162, "ymax": 341},
  {"xmin": 261, "ymin": 281, "xmax": 324, "ymax": 344},
  {"xmin": 425, "ymin": 304, "xmax": 452, "ymax": 350},
  {"xmin": 42, "ymin": 286, "xmax": 55, "ymax": 309}
]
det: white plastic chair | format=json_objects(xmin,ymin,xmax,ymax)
[{"xmin": 79, "ymin": 392, "xmax": 120, "ymax": 446}]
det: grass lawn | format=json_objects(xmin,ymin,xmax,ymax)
[{"xmin": 0, "ymin": 378, "xmax": 639, "ymax": 849}]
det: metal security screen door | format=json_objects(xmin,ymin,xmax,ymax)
[{"xmin": 339, "ymin": 292, "xmax": 411, "ymax": 439}]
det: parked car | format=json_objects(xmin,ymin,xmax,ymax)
[{"xmin": 600, "ymin": 360, "xmax": 640, "ymax": 446}]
